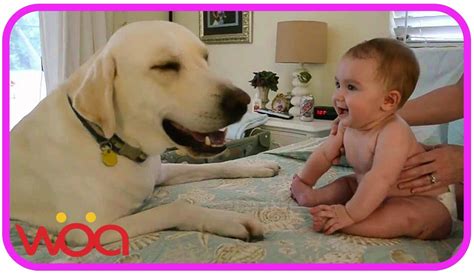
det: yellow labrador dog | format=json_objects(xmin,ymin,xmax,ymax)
[{"xmin": 10, "ymin": 21, "xmax": 279, "ymax": 245}]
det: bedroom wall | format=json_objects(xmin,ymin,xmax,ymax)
[
  {"xmin": 173, "ymin": 11, "xmax": 391, "ymax": 106},
  {"xmin": 109, "ymin": 11, "xmax": 391, "ymax": 106},
  {"xmin": 106, "ymin": 12, "xmax": 169, "ymax": 36}
]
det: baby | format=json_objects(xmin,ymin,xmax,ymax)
[{"xmin": 290, "ymin": 38, "xmax": 454, "ymax": 240}]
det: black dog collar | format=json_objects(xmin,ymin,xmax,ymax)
[{"xmin": 67, "ymin": 96, "xmax": 148, "ymax": 164}]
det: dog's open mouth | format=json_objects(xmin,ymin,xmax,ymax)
[{"xmin": 163, "ymin": 119, "xmax": 227, "ymax": 155}]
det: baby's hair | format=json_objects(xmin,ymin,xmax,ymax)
[{"xmin": 344, "ymin": 38, "xmax": 419, "ymax": 107}]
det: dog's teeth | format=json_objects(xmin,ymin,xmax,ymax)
[
  {"xmin": 205, "ymin": 136, "xmax": 211, "ymax": 146},
  {"xmin": 211, "ymin": 143, "xmax": 224, "ymax": 148}
]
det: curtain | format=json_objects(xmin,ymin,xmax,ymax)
[{"xmin": 39, "ymin": 12, "xmax": 109, "ymax": 93}]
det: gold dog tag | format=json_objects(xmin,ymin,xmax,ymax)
[{"xmin": 101, "ymin": 148, "xmax": 118, "ymax": 167}]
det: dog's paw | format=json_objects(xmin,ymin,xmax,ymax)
[
  {"xmin": 218, "ymin": 160, "xmax": 280, "ymax": 178},
  {"xmin": 206, "ymin": 211, "xmax": 265, "ymax": 241},
  {"xmin": 175, "ymin": 201, "xmax": 264, "ymax": 241},
  {"xmin": 241, "ymin": 160, "xmax": 280, "ymax": 178}
]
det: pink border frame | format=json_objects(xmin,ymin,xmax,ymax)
[{"xmin": 2, "ymin": 3, "xmax": 471, "ymax": 271}]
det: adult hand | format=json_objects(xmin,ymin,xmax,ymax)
[{"xmin": 397, "ymin": 144, "xmax": 463, "ymax": 193}]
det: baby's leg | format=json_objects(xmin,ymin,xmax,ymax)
[
  {"xmin": 292, "ymin": 174, "xmax": 357, "ymax": 207},
  {"xmin": 340, "ymin": 196, "xmax": 452, "ymax": 240}
]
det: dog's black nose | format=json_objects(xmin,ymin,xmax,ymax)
[{"xmin": 221, "ymin": 87, "xmax": 251, "ymax": 124}]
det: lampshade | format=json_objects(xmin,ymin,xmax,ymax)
[{"xmin": 275, "ymin": 21, "xmax": 328, "ymax": 64}]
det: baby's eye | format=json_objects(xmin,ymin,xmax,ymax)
[
  {"xmin": 335, "ymin": 81, "xmax": 340, "ymax": 89},
  {"xmin": 347, "ymin": 84, "xmax": 356, "ymax": 91}
]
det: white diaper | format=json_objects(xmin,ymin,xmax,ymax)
[{"xmin": 437, "ymin": 185, "xmax": 458, "ymax": 220}]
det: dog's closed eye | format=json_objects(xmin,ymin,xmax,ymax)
[{"xmin": 151, "ymin": 62, "xmax": 181, "ymax": 72}]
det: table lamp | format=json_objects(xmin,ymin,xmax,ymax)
[{"xmin": 275, "ymin": 21, "xmax": 327, "ymax": 117}]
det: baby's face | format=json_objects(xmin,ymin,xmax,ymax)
[{"xmin": 332, "ymin": 56, "xmax": 387, "ymax": 129}]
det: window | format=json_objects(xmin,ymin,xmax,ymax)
[
  {"xmin": 9, "ymin": 12, "xmax": 46, "ymax": 129},
  {"xmin": 392, "ymin": 11, "xmax": 463, "ymax": 46}
]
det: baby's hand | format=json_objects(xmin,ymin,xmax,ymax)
[
  {"xmin": 290, "ymin": 175, "xmax": 317, "ymax": 207},
  {"xmin": 310, "ymin": 204, "xmax": 354, "ymax": 234}
]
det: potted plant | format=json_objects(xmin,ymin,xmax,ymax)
[{"xmin": 249, "ymin": 71, "xmax": 279, "ymax": 109}]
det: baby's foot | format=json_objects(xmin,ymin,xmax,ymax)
[{"xmin": 290, "ymin": 176, "xmax": 319, "ymax": 207}]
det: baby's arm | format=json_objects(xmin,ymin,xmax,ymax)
[
  {"xmin": 315, "ymin": 120, "xmax": 414, "ymax": 234},
  {"xmin": 296, "ymin": 122, "xmax": 346, "ymax": 186},
  {"xmin": 290, "ymin": 123, "xmax": 345, "ymax": 206}
]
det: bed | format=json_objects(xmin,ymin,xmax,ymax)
[
  {"xmin": 9, "ymin": 139, "xmax": 463, "ymax": 264},
  {"xmin": 8, "ymin": 47, "xmax": 464, "ymax": 265}
]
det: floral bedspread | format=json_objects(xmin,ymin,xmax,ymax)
[{"xmin": 9, "ymin": 138, "xmax": 463, "ymax": 264}]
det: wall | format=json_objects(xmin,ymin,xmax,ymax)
[
  {"xmin": 109, "ymin": 11, "xmax": 391, "ymax": 106},
  {"xmin": 174, "ymin": 11, "xmax": 391, "ymax": 106},
  {"xmin": 106, "ymin": 12, "xmax": 169, "ymax": 36}
]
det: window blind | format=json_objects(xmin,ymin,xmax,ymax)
[{"xmin": 392, "ymin": 11, "xmax": 463, "ymax": 45}]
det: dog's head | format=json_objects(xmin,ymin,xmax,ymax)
[{"xmin": 69, "ymin": 21, "xmax": 250, "ymax": 157}]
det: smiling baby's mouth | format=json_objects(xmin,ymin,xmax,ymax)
[{"xmin": 337, "ymin": 107, "xmax": 349, "ymax": 115}]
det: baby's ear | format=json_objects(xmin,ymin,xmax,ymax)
[{"xmin": 381, "ymin": 90, "xmax": 401, "ymax": 111}]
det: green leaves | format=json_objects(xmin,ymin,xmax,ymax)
[{"xmin": 249, "ymin": 71, "xmax": 279, "ymax": 91}]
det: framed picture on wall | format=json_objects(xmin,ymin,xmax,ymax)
[{"xmin": 199, "ymin": 11, "xmax": 253, "ymax": 44}]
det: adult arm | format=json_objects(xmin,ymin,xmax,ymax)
[
  {"xmin": 397, "ymin": 144, "xmax": 463, "ymax": 193},
  {"xmin": 397, "ymin": 75, "xmax": 464, "ymax": 191},
  {"xmin": 398, "ymin": 75, "xmax": 463, "ymax": 126}
]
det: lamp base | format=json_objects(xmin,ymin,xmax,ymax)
[
  {"xmin": 288, "ymin": 106, "xmax": 300, "ymax": 117},
  {"xmin": 290, "ymin": 83, "xmax": 310, "ymax": 117},
  {"xmin": 289, "ymin": 68, "xmax": 311, "ymax": 117}
]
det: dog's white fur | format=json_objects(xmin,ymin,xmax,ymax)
[{"xmin": 10, "ymin": 21, "xmax": 279, "ymax": 244}]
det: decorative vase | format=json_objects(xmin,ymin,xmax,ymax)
[
  {"xmin": 257, "ymin": 86, "xmax": 270, "ymax": 109},
  {"xmin": 288, "ymin": 72, "xmax": 310, "ymax": 117}
]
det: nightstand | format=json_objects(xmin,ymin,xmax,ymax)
[{"xmin": 260, "ymin": 117, "xmax": 333, "ymax": 147}]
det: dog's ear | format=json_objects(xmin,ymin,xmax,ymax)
[{"xmin": 72, "ymin": 51, "xmax": 116, "ymax": 138}]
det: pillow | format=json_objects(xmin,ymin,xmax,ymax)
[
  {"xmin": 411, "ymin": 124, "xmax": 448, "ymax": 145},
  {"xmin": 409, "ymin": 47, "xmax": 464, "ymax": 146},
  {"xmin": 266, "ymin": 137, "xmax": 326, "ymax": 161},
  {"xmin": 448, "ymin": 118, "xmax": 464, "ymax": 145},
  {"xmin": 266, "ymin": 137, "xmax": 352, "ymax": 167}
]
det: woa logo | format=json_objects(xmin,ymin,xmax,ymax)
[{"xmin": 15, "ymin": 212, "xmax": 129, "ymax": 257}]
